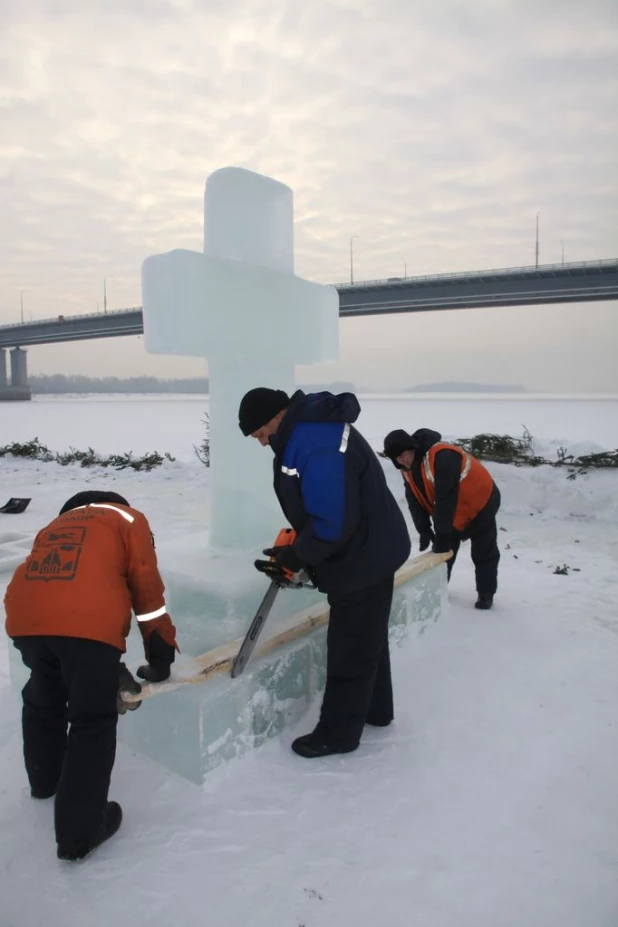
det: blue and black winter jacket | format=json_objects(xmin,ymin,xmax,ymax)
[{"xmin": 270, "ymin": 391, "xmax": 411, "ymax": 594}]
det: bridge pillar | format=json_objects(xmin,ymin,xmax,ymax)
[
  {"xmin": 0, "ymin": 347, "xmax": 32, "ymax": 401},
  {"xmin": 11, "ymin": 347, "xmax": 29, "ymax": 387}
]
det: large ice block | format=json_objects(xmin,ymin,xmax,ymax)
[
  {"xmin": 141, "ymin": 167, "xmax": 339, "ymax": 549},
  {"xmin": 118, "ymin": 558, "xmax": 448, "ymax": 784}
]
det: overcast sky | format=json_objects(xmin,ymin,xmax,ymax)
[{"xmin": 1, "ymin": 0, "xmax": 617, "ymax": 392}]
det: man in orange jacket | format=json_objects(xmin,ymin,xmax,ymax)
[
  {"xmin": 4, "ymin": 490, "xmax": 178, "ymax": 861},
  {"xmin": 381, "ymin": 429, "xmax": 501, "ymax": 609}
]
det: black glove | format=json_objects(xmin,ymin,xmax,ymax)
[
  {"xmin": 117, "ymin": 662, "xmax": 142, "ymax": 714},
  {"xmin": 255, "ymin": 544, "xmax": 310, "ymax": 587},
  {"xmin": 432, "ymin": 533, "xmax": 452, "ymax": 554},
  {"xmin": 419, "ymin": 530, "xmax": 435, "ymax": 552},
  {"xmin": 261, "ymin": 544, "xmax": 303, "ymax": 574},
  {"xmin": 137, "ymin": 631, "xmax": 175, "ymax": 683}
]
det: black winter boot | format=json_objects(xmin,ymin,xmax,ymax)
[
  {"xmin": 31, "ymin": 786, "xmax": 56, "ymax": 799},
  {"xmin": 292, "ymin": 731, "xmax": 359, "ymax": 759},
  {"xmin": 57, "ymin": 801, "xmax": 122, "ymax": 861},
  {"xmin": 475, "ymin": 594, "xmax": 494, "ymax": 610}
]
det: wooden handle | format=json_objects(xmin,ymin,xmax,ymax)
[{"xmin": 124, "ymin": 551, "xmax": 451, "ymax": 703}]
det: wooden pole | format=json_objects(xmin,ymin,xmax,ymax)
[{"xmin": 124, "ymin": 551, "xmax": 451, "ymax": 703}]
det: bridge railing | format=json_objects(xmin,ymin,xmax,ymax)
[
  {"xmin": 1, "ymin": 259, "xmax": 616, "ymax": 330},
  {"xmin": 332, "ymin": 258, "xmax": 618, "ymax": 290},
  {"xmin": 0, "ymin": 307, "xmax": 143, "ymax": 331}
]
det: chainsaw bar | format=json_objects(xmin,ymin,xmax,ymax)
[{"xmin": 231, "ymin": 580, "xmax": 281, "ymax": 678}]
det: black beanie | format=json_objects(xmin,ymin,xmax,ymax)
[
  {"xmin": 59, "ymin": 490, "xmax": 130, "ymax": 516},
  {"xmin": 238, "ymin": 388, "xmax": 290, "ymax": 436},
  {"xmin": 380, "ymin": 429, "xmax": 419, "ymax": 462}
]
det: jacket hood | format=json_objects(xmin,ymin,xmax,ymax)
[
  {"xmin": 409, "ymin": 428, "xmax": 442, "ymax": 455},
  {"xmin": 271, "ymin": 390, "xmax": 361, "ymax": 452},
  {"xmin": 293, "ymin": 390, "xmax": 360, "ymax": 425}
]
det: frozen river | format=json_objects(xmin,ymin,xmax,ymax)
[{"xmin": 2, "ymin": 392, "xmax": 617, "ymax": 461}]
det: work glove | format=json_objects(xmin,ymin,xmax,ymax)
[
  {"xmin": 262, "ymin": 544, "xmax": 304, "ymax": 574},
  {"xmin": 255, "ymin": 544, "xmax": 311, "ymax": 587},
  {"xmin": 418, "ymin": 530, "xmax": 435, "ymax": 552},
  {"xmin": 137, "ymin": 631, "xmax": 175, "ymax": 683},
  {"xmin": 432, "ymin": 533, "xmax": 453, "ymax": 554},
  {"xmin": 117, "ymin": 662, "xmax": 142, "ymax": 715}
]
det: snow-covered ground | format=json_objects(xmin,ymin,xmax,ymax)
[{"xmin": 1, "ymin": 396, "xmax": 617, "ymax": 927}]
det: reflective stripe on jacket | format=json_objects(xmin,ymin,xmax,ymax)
[
  {"xmin": 403, "ymin": 442, "xmax": 494, "ymax": 532},
  {"xmin": 4, "ymin": 503, "xmax": 177, "ymax": 656}
]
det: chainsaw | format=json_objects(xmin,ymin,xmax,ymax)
[{"xmin": 230, "ymin": 527, "xmax": 315, "ymax": 678}]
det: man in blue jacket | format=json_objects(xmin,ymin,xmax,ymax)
[{"xmin": 238, "ymin": 388, "xmax": 411, "ymax": 758}]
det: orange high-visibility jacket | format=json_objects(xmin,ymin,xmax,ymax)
[
  {"xmin": 4, "ymin": 502, "xmax": 177, "ymax": 656},
  {"xmin": 403, "ymin": 442, "xmax": 494, "ymax": 532}
]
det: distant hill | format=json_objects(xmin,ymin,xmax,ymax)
[
  {"xmin": 299, "ymin": 382, "xmax": 357, "ymax": 394},
  {"xmin": 405, "ymin": 381, "xmax": 527, "ymax": 393}
]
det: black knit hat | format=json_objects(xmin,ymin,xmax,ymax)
[
  {"xmin": 59, "ymin": 490, "xmax": 130, "ymax": 516},
  {"xmin": 238, "ymin": 388, "xmax": 290, "ymax": 436},
  {"xmin": 379, "ymin": 429, "xmax": 419, "ymax": 462}
]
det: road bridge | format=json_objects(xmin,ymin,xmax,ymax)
[{"xmin": 1, "ymin": 259, "xmax": 616, "ymax": 398}]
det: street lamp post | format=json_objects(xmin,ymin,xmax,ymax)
[
  {"xmin": 103, "ymin": 276, "xmax": 114, "ymax": 314},
  {"xmin": 402, "ymin": 258, "xmax": 407, "ymax": 278},
  {"xmin": 350, "ymin": 236, "xmax": 358, "ymax": 285},
  {"xmin": 19, "ymin": 289, "xmax": 29, "ymax": 324},
  {"xmin": 535, "ymin": 212, "xmax": 540, "ymax": 268}
]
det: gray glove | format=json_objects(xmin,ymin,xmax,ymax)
[{"xmin": 117, "ymin": 662, "xmax": 142, "ymax": 715}]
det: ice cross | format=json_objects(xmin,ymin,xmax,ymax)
[{"xmin": 142, "ymin": 167, "xmax": 339, "ymax": 549}]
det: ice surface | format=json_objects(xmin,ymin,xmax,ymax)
[
  {"xmin": 136, "ymin": 167, "xmax": 343, "ymax": 781},
  {"xmin": 142, "ymin": 167, "xmax": 339, "ymax": 549},
  {"xmin": 118, "ymin": 561, "xmax": 447, "ymax": 783}
]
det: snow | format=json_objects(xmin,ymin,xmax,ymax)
[{"xmin": 1, "ymin": 395, "xmax": 617, "ymax": 926}]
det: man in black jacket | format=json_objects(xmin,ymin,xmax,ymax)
[
  {"xmin": 381, "ymin": 428, "xmax": 501, "ymax": 609},
  {"xmin": 239, "ymin": 388, "xmax": 411, "ymax": 758}
]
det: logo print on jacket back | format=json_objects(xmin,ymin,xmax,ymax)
[{"xmin": 25, "ymin": 527, "xmax": 86, "ymax": 582}]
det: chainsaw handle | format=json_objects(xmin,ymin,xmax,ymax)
[{"xmin": 254, "ymin": 558, "xmax": 315, "ymax": 589}]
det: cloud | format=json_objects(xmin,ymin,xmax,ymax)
[{"xmin": 0, "ymin": 0, "xmax": 616, "ymax": 390}]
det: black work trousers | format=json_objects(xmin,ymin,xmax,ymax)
[
  {"xmin": 317, "ymin": 574, "xmax": 395, "ymax": 749},
  {"xmin": 12, "ymin": 635, "xmax": 121, "ymax": 854},
  {"xmin": 447, "ymin": 485, "xmax": 501, "ymax": 596}
]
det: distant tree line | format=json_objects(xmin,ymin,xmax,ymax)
[
  {"xmin": 30, "ymin": 375, "xmax": 210, "ymax": 394},
  {"xmin": 29, "ymin": 375, "xmax": 357, "ymax": 395}
]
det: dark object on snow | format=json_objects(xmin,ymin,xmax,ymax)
[
  {"xmin": 475, "ymin": 594, "xmax": 494, "ymax": 610},
  {"xmin": 57, "ymin": 801, "xmax": 123, "ymax": 861},
  {"xmin": 0, "ymin": 497, "xmax": 31, "ymax": 514}
]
